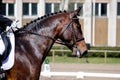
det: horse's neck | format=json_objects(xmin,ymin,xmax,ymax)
[
  {"xmin": 16, "ymin": 34, "xmax": 55, "ymax": 64},
  {"xmin": 39, "ymin": 38, "xmax": 55, "ymax": 63},
  {"xmin": 15, "ymin": 17, "xmax": 61, "ymax": 63}
]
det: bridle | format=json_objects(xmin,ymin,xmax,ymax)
[
  {"xmin": 56, "ymin": 17, "xmax": 84, "ymax": 48},
  {"xmin": 55, "ymin": 17, "xmax": 85, "ymax": 57}
]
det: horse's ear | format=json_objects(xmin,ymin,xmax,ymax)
[
  {"xmin": 76, "ymin": 7, "xmax": 82, "ymax": 16},
  {"xmin": 69, "ymin": 7, "xmax": 82, "ymax": 18}
]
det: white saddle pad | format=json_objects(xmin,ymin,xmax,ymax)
[
  {"xmin": 1, "ymin": 33, "xmax": 15, "ymax": 70},
  {"xmin": 0, "ymin": 35, "xmax": 5, "ymax": 55}
]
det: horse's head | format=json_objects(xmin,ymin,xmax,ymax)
[{"xmin": 57, "ymin": 7, "xmax": 87, "ymax": 58}]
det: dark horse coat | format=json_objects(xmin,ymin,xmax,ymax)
[{"xmin": 5, "ymin": 7, "xmax": 87, "ymax": 80}]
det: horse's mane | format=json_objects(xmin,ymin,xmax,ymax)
[{"xmin": 15, "ymin": 10, "xmax": 67, "ymax": 35}]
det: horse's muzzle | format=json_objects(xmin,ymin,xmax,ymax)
[{"xmin": 79, "ymin": 50, "xmax": 88, "ymax": 58}]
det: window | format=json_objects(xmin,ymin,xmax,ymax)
[
  {"xmin": 45, "ymin": 3, "xmax": 60, "ymax": 14},
  {"xmin": 23, "ymin": 3, "xmax": 29, "ymax": 15},
  {"xmin": 68, "ymin": 3, "xmax": 83, "ymax": 16},
  {"xmin": 101, "ymin": 3, "xmax": 107, "ymax": 16},
  {"xmin": 45, "ymin": 3, "xmax": 52, "ymax": 14},
  {"xmin": 1, "ymin": 3, "xmax": 14, "ymax": 16},
  {"xmin": 8, "ymin": 3, "xmax": 14, "ymax": 16},
  {"xmin": 32, "ymin": 3, "xmax": 37, "ymax": 15},
  {"xmin": 1, "ymin": 3, "xmax": 6, "ymax": 15},
  {"xmin": 77, "ymin": 3, "xmax": 83, "ymax": 16},
  {"xmin": 95, "ymin": 3, "xmax": 99, "ymax": 16},
  {"xmin": 117, "ymin": 2, "xmax": 120, "ymax": 16},
  {"xmin": 68, "ymin": 3, "xmax": 74, "ymax": 11},
  {"xmin": 23, "ymin": 3, "xmax": 37, "ymax": 16},
  {"xmin": 54, "ymin": 3, "xmax": 60, "ymax": 12},
  {"xmin": 94, "ymin": 3, "xmax": 108, "ymax": 17}
]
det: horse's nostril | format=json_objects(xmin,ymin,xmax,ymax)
[{"xmin": 80, "ymin": 50, "xmax": 88, "ymax": 58}]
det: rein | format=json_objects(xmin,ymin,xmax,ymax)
[
  {"xmin": 17, "ymin": 17, "xmax": 84, "ymax": 48},
  {"xmin": 23, "ymin": 30, "xmax": 56, "ymax": 41}
]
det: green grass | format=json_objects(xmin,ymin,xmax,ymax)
[
  {"xmin": 48, "ymin": 46, "xmax": 120, "ymax": 64},
  {"xmin": 52, "ymin": 45, "xmax": 120, "ymax": 51},
  {"xmin": 50, "ymin": 46, "xmax": 120, "ymax": 57},
  {"xmin": 46, "ymin": 56, "xmax": 120, "ymax": 64},
  {"xmin": 91, "ymin": 46, "xmax": 120, "ymax": 51}
]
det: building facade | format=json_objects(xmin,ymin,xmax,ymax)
[{"xmin": 1, "ymin": 0, "xmax": 120, "ymax": 46}]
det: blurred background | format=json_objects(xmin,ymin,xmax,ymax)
[{"xmin": 1, "ymin": 0, "xmax": 120, "ymax": 80}]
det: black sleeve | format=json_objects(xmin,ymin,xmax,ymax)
[{"xmin": 0, "ymin": 16, "xmax": 12, "ymax": 31}]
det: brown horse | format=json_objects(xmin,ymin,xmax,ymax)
[{"xmin": 5, "ymin": 7, "xmax": 87, "ymax": 80}]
